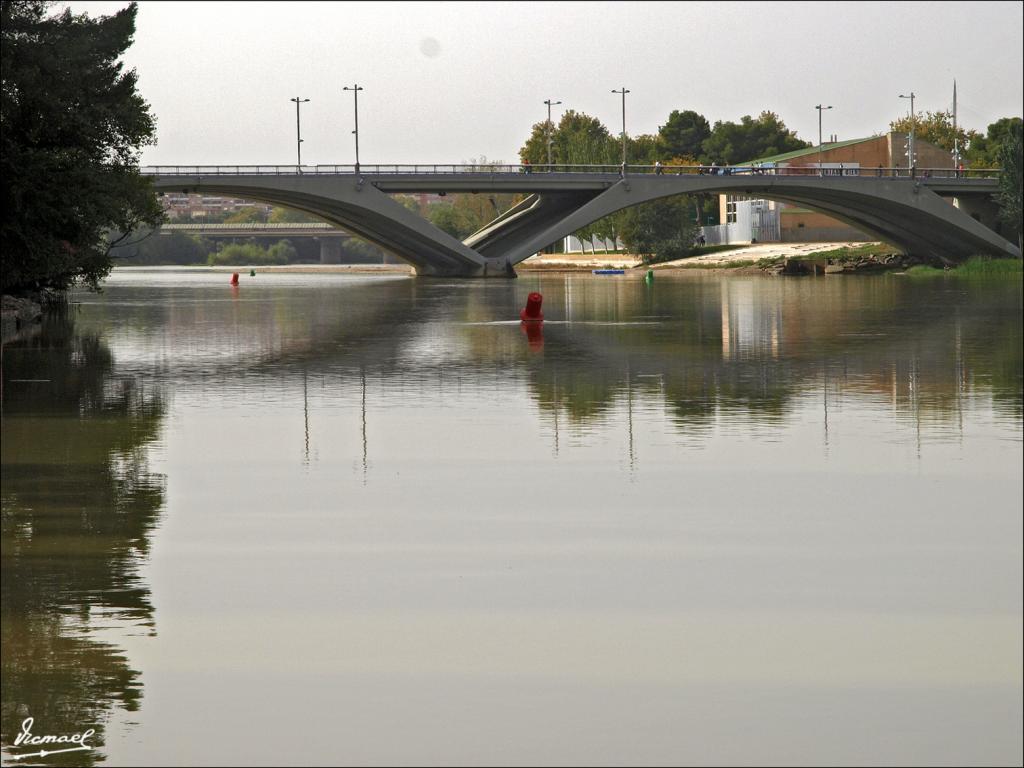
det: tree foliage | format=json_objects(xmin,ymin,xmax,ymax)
[
  {"xmin": 618, "ymin": 196, "xmax": 700, "ymax": 264},
  {"xmin": 520, "ymin": 110, "xmax": 617, "ymax": 167},
  {"xmin": 994, "ymin": 120, "xmax": 1022, "ymax": 250},
  {"xmin": 889, "ymin": 109, "xmax": 980, "ymax": 161},
  {"xmin": 429, "ymin": 202, "xmax": 479, "ymax": 239},
  {"xmin": 1, "ymin": 1, "xmax": 163, "ymax": 294},
  {"xmin": 966, "ymin": 117, "xmax": 1024, "ymax": 169},
  {"xmin": 113, "ymin": 230, "xmax": 209, "ymax": 265},
  {"xmin": 207, "ymin": 241, "xmax": 294, "ymax": 266},
  {"xmin": 657, "ymin": 110, "xmax": 711, "ymax": 160},
  {"xmin": 223, "ymin": 206, "xmax": 268, "ymax": 224},
  {"xmin": 268, "ymin": 206, "xmax": 324, "ymax": 223},
  {"xmin": 701, "ymin": 111, "xmax": 809, "ymax": 164},
  {"xmin": 628, "ymin": 134, "xmax": 659, "ymax": 165}
]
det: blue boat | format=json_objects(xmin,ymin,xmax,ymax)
[{"xmin": 592, "ymin": 269, "xmax": 625, "ymax": 275}]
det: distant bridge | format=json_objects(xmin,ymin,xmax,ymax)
[
  {"xmin": 158, "ymin": 222, "xmax": 355, "ymax": 262},
  {"xmin": 159, "ymin": 222, "xmax": 349, "ymax": 237},
  {"xmin": 144, "ymin": 164, "xmax": 1019, "ymax": 277}
]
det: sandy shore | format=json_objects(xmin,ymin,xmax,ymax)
[
  {"xmin": 520, "ymin": 243, "xmax": 881, "ymax": 271},
  {"xmin": 519, "ymin": 252, "xmax": 641, "ymax": 270},
  {"xmin": 651, "ymin": 242, "xmax": 881, "ymax": 268}
]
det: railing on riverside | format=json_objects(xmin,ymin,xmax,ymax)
[{"xmin": 139, "ymin": 164, "xmax": 1002, "ymax": 180}]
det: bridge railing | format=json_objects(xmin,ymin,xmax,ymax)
[
  {"xmin": 625, "ymin": 165, "xmax": 1001, "ymax": 179},
  {"xmin": 140, "ymin": 164, "xmax": 1002, "ymax": 180},
  {"xmin": 140, "ymin": 164, "xmax": 629, "ymax": 175}
]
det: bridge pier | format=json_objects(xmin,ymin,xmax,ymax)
[
  {"xmin": 949, "ymin": 196, "xmax": 1006, "ymax": 239},
  {"xmin": 319, "ymin": 237, "xmax": 342, "ymax": 264}
]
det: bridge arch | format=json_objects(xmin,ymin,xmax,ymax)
[
  {"xmin": 498, "ymin": 175, "xmax": 1021, "ymax": 266},
  {"xmin": 151, "ymin": 176, "xmax": 504, "ymax": 276}
]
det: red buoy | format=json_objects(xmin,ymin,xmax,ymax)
[
  {"xmin": 230, "ymin": 272, "xmax": 239, "ymax": 285},
  {"xmin": 520, "ymin": 292, "xmax": 543, "ymax": 321}
]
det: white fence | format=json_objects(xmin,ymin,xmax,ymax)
[{"xmin": 562, "ymin": 234, "xmax": 624, "ymax": 254}]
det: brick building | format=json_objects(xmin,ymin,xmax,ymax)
[
  {"xmin": 719, "ymin": 132, "xmax": 956, "ymax": 242},
  {"xmin": 161, "ymin": 194, "xmax": 273, "ymax": 220}
]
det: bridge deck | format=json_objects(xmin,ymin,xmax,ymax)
[{"xmin": 143, "ymin": 166, "xmax": 999, "ymax": 196}]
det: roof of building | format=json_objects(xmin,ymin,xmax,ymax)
[{"xmin": 745, "ymin": 135, "xmax": 881, "ymax": 165}]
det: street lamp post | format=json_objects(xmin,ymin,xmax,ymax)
[
  {"xmin": 815, "ymin": 104, "xmax": 832, "ymax": 177},
  {"xmin": 612, "ymin": 87, "xmax": 630, "ymax": 173},
  {"xmin": 343, "ymin": 84, "xmax": 364, "ymax": 174},
  {"xmin": 290, "ymin": 97, "xmax": 309, "ymax": 167},
  {"xmin": 899, "ymin": 91, "xmax": 916, "ymax": 176},
  {"xmin": 543, "ymin": 99, "xmax": 562, "ymax": 168}
]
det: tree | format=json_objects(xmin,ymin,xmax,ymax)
[
  {"xmin": 428, "ymin": 202, "xmax": 476, "ymax": 239},
  {"xmin": 113, "ymin": 229, "xmax": 209, "ymax": 265},
  {"xmin": 657, "ymin": 110, "xmax": 711, "ymax": 160},
  {"xmin": 1, "ymin": 1, "xmax": 163, "ymax": 294},
  {"xmin": 618, "ymin": 196, "xmax": 700, "ymax": 264},
  {"xmin": 994, "ymin": 120, "xmax": 1022, "ymax": 251},
  {"xmin": 701, "ymin": 111, "xmax": 809, "ymax": 164},
  {"xmin": 268, "ymin": 206, "xmax": 324, "ymax": 223},
  {"xmin": 966, "ymin": 117, "xmax": 1024, "ymax": 169},
  {"xmin": 889, "ymin": 109, "xmax": 980, "ymax": 158},
  {"xmin": 519, "ymin": 110, "xmax": 616, "ymax": 168},
  {"xmin": 519, "ymin": 121, "xmax": 552, "ymax": 166},
  {"xmin": 223, "ymin": 206, "xmax": 268, "ymax": 224},
  {"xmin": 267, "ymin": 240, "xmax": 297, "ymax": 264},
  {"xmin": 627, "ymin": 134, "xmax": 660, "ymax": 166},
  {"xmin": 207, "ymin": 242, "xmax": 291, "ymax": 266}
]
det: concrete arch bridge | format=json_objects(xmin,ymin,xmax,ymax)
[{"xmin": 144, "ymin": 165, "xmax": 1020, "ymax": 277}]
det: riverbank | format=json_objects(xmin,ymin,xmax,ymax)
[
  {"xmin": 1, "ymin": 294, "xmax": 43, "ymax": 343},
  {"xmin": 519, "ymin": 242, "xmax": 900, "ymax": 273},
  {"xmin": 101, "ymin": 247, "xmax": 1024, "ymax": 281},
  {"xmin": 650, "ymin": 241, "xmax": 892, "ymax": 271}
]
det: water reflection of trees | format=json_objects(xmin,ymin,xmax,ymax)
[{"xmin": 1, "ymin": 310, "xmax": 166, "ymax": 765}]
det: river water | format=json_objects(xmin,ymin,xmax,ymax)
[{"xmin": 2, "ymin": 269, "xmax": 1021, "ymax": 766}]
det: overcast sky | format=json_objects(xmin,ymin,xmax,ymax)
[{"xmin": 66, "ymin": 1, "xmax": 1024, "ymax": 167}]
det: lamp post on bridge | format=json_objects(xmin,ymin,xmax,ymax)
[
  {"xmin": 612, "ymin": 87, "xmax": 630, "ymax": 174},
  {"xmin": 815, "ymin": 104, "xmax": 832, "ymax": 177},
  {"xmin": 899, "ymin": 91, "xmax": 916, "ymax": 177},
  {"xmin": 343, "ymin": 83, "xmax": 364, "ymax": 174},
  {"xmin": 289, "ymin": 97, "xmax": 309, "ymax": 168},
  {"xmin": 543, "ymin": 99, "xmax": 562, "ymax": 169}
]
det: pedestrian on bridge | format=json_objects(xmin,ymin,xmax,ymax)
[{"xmin": 655, "ymin": 161, "xmax": 664, "ymax": 175}]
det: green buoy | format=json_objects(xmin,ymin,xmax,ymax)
[
  {"xmin": 250, "ymin": 269, "xmax": 256, "ymax": 277},
  {"xmin": 644, "ymin": 269, "xmax": 654, "ymax": 283}
]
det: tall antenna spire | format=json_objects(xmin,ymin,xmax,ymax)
[{"xmin": 953, "ymin": 79, "xmax": 959, "ymax": 169}]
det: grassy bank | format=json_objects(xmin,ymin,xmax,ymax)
[
  {"xmin": 797, "ymin": 242, "xmax": 899, "ymax": 262},
  {"xmin": 905, "ymin": 257, "xmax": 1024, "ymax": 277}
]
